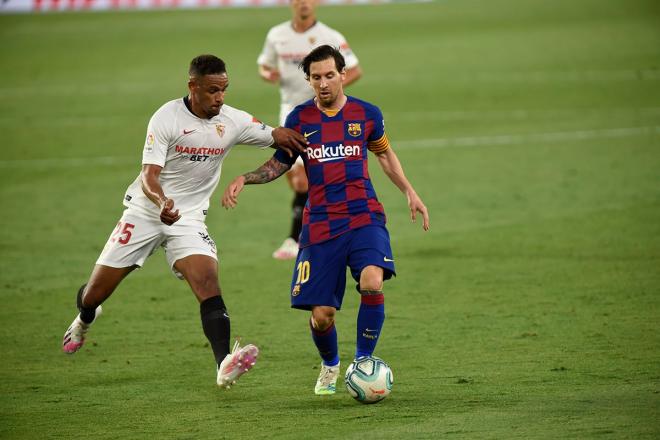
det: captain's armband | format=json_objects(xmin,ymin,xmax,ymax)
[{"xmin": 367, "ymin": 134, "xmax": 390, "ymax": 154}]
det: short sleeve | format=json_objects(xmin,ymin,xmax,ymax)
[
  {"xmin": 236, "ymin": 111, "xmax": 275, "ymax": 147},
  {"xmin": 257, "ymin": 28, "xmax": 278, "ymax": 68},
  {"xmin": 366, "ymin": 104, "xmax": 390, "ymax": 153},
  {"xmin": 367, "ymin": 105, "xmax": 385, "ymax": 142},
  {"xmin": 332, "ymin": 29, "xmax": 359, "ymax": 70},
  {"xmin": 284, "ymin": 110, "xmax": 297, "ymax": 130},
  {"xmin": 273, "ymin": 110, "xmax": 301, "ymax": 165},
  {"xmin": 142, "ymin": 110, "xmax": 172, "ymax": 167}
]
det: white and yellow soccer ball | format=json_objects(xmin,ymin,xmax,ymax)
[{"xmin": 344, "ymin": 356, "xmax": 393, "ymax": 404}]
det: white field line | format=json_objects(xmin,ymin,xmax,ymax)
[
  {"xmin": 369, "ymin": 69, "xmax": 660, "ymax": 85},
  {"xmin": 396, "ymin": 126, "xmax": 660, "ymax": 149},
  {"xmin": 389, "ymin": 107, "xmax": 660, "ymax": 122},
  {"xmin": 0, "ymin": 126, "xmax": 657, "ymax": 169},
  {"xmin": 0, "ymin": 155, "xmax": 136, "ymax": 169}
]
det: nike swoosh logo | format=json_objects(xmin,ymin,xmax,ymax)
[
  {"xmin": 183, "ymin": 129, "xmax": 196, "ymax": 135},
  {"xmin": 383, "ymin": 257, "xmax": 395, "ymax": 262},
  {"xmin": 365, "ymin": 328, "xmax": 378, "ymax": 332},
  {"xmin": 304, "ymin": 130, "xmax": 318, "ymax": 138}
]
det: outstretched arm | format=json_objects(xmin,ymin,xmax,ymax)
[
  {"xmin": 222, "ymin": 157, "xmax": 292, "ymax": 209},
  {"xmin": 375, "ymin": 148, "xmax": 430, "ymax": 231},
  {"xmin": 271, "ymin": 127, "xmax": 308, "ymax": 158}
]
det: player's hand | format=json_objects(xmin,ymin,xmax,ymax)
[
  {"xmin": 267, "ymin": 70, "xmax": 280, "ymax": 83},
  {"xmin": 259, "ymin": 68, "xmax": 280, "ymax": 84},
  {"xmin": 407, "ymin": 191, "xmax": 430, "ymax": 231},
  {"xmin": 222, "ymin": 176, "xmax": 245, "ymax": 209},
  {"xmin": 272, "ymin": 127, "xmax": 308, "ymax": 157},
  {"xmin": 160, "ymin": 198, "xmax": 181, "ymax": 225}
]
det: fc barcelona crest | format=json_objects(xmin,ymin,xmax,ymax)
[
  {"xmin": 347, "ymin": 122, "xmax": 362, "ymax": 137},
  {"xmin": 216, "ymin": 124, "xmax": 225, "ymax": 138}
]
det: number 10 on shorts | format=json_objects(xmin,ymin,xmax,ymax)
[{"xmin": 296, "ymin": 261, "xmax": 310, "ymax": 284}]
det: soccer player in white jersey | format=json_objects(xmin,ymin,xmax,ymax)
[
  {"xmin": 258, "ymin": 0, "xmax": 362, "ymax": 260},
  {"xmin": 61, "ymin": 55, "xmax": 307, "ymax": 389}
]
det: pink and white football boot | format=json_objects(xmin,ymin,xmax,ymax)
[
  {"xmin": 62, "ymin": 306, "xmax": 102, "ymax": 354},
  {"xmin": 217, "ymin": 340, "xmax": 259, "ymax": 389}
]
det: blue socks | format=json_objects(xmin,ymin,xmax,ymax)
[
  {"xmin": 355, "ymin": 292, "xmax": 385, "ymax": 359},
  {"xmin": 310, "ymin": 319, "xmax": 339, "ymax": 367},
  {"xmin": 310, "ymin": 291, "xmax": 385, "ymax": 364}
]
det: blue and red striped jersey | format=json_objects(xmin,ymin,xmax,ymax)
[{"xmin": 274, "ymin": 96, "xmax": 391, "ymax": 247}]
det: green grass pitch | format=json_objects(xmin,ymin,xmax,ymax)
[{"xmin": 1, "ymin": 0, "xmax": 659, "ymax": 438}]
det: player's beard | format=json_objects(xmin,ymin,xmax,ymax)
[
  {"xmin": 207, "ymin": 104, "xmax": 221, "ymax": 118},
  {"xmin": 318, "ymin": 89, "xmax": 336, "ymax": 107}
]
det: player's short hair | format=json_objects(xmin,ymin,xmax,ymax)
[
  {"xmin": 300, "ymin": 45, "xmax": 346, "ymax": 78},
  {"xmin": 189, "ymin": 54, "xmax": 226, "ymax": 77}
]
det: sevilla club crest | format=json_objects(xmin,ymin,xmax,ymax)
[{"xmin": 216, "ymin": 124, "xmax": 225, "ymax": 137}]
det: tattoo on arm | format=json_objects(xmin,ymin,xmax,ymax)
[{"xmin": 243, "ymin": 158, "xmax": 291, "ymax": 184}]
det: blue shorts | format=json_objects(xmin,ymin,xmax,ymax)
[{"xmin": 290, "ymin": 225, "xmax": 396, "ymax": 310}]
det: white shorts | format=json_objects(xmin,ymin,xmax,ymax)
[{"xmin": 96, "ymin": 210, "xmax": 217, "ymax": 279}]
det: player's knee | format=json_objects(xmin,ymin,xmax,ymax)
[
  {"xmin": 311, "ymin": 308, "xmax": 335, "ymax": 331},
  {"xmin": 359, "ymin": 267, "xmax": 384, "ymax": 291},
  {"xmin": 190, "ymin": 272, "xmax": 221, "ymax": 299},
  {"xmin": 312, "ymin": 316, "xmax": 334, "ymax": 331}
]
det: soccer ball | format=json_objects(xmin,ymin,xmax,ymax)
[{"xmin": 344, "ymin": 356, "xmax": 393, "ymax": 404}]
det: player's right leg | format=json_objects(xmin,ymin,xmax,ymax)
[
  {"xmin": 63, "ymin": 211, "xmax": 162, "ymax": 354},
  {"xmin": 289, "ymin": 236, "xmax": 349, "ymax": 394},
  {"xmin": 62, "ymin": 265, "xmax": 136, "ymax": 353},
  {"xmin": 311, "ymin": 307, "xmax": 340, "ymax": 395}
]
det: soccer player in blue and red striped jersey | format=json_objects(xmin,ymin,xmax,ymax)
[{"xmin": 222, "ymin": 45, "xmax": 429, "ymax": 395}]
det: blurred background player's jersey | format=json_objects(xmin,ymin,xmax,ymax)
[
  {"xmin": 123, "ymin": 98, "xmax": 274, "ymax": 224},
  {"xmin": 257, "ymin": 21, "xmax": 359, "ymax": 110}
]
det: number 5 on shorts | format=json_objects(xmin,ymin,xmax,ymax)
[
  {"xmin": 296, "ymin": 260, "xmax": 310, "ymax": 284},
  {"xmin": 110, "ymin": 221, "xmax": 135, "ymax": 245}
]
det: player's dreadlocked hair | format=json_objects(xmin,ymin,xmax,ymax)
[
  {"xmin": 300, "ymin": 45, "xmax": 346, "ymax": 78},
  {"xmin": 189, "ymin": 54, "xmax": 226, "ymax": 77}
]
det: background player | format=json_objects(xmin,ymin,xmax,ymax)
[
  {"xmin": 257, "ymin": 0, "xmax": 362, "ymax": 260},
  {"xmin": 61, "ymin": 54, "xmax": 307, "ymax": 390},
  {"xmin": 223, "ymin": 45, "xmax": 429, "ymax": 395}
]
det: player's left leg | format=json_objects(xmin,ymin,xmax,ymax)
[
  {"xmin": 347, "ymin": 225, "xmax": 396, "ymax": 359},
  {"xmin": 174, "ymin": 254, "xmax": 259, "ymax": 389},
  {"xmin": 174, "ymin": 254, "xmax": 230, "ymax": 364},
  {"xmin": 167, "ymin": 224, "xmax": 257, "ymax": 389},
  {"xmin": 355, "ymin": 266, "xmax": 386, "ymax": 359}
]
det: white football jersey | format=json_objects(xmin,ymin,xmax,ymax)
[
  {"xmin": 123, "ymin": 98, "xmax": 274, "ymax": 223},
  {"xmin": 257, "ymin": 20, "xmax": 359, "ymax": 110}
]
